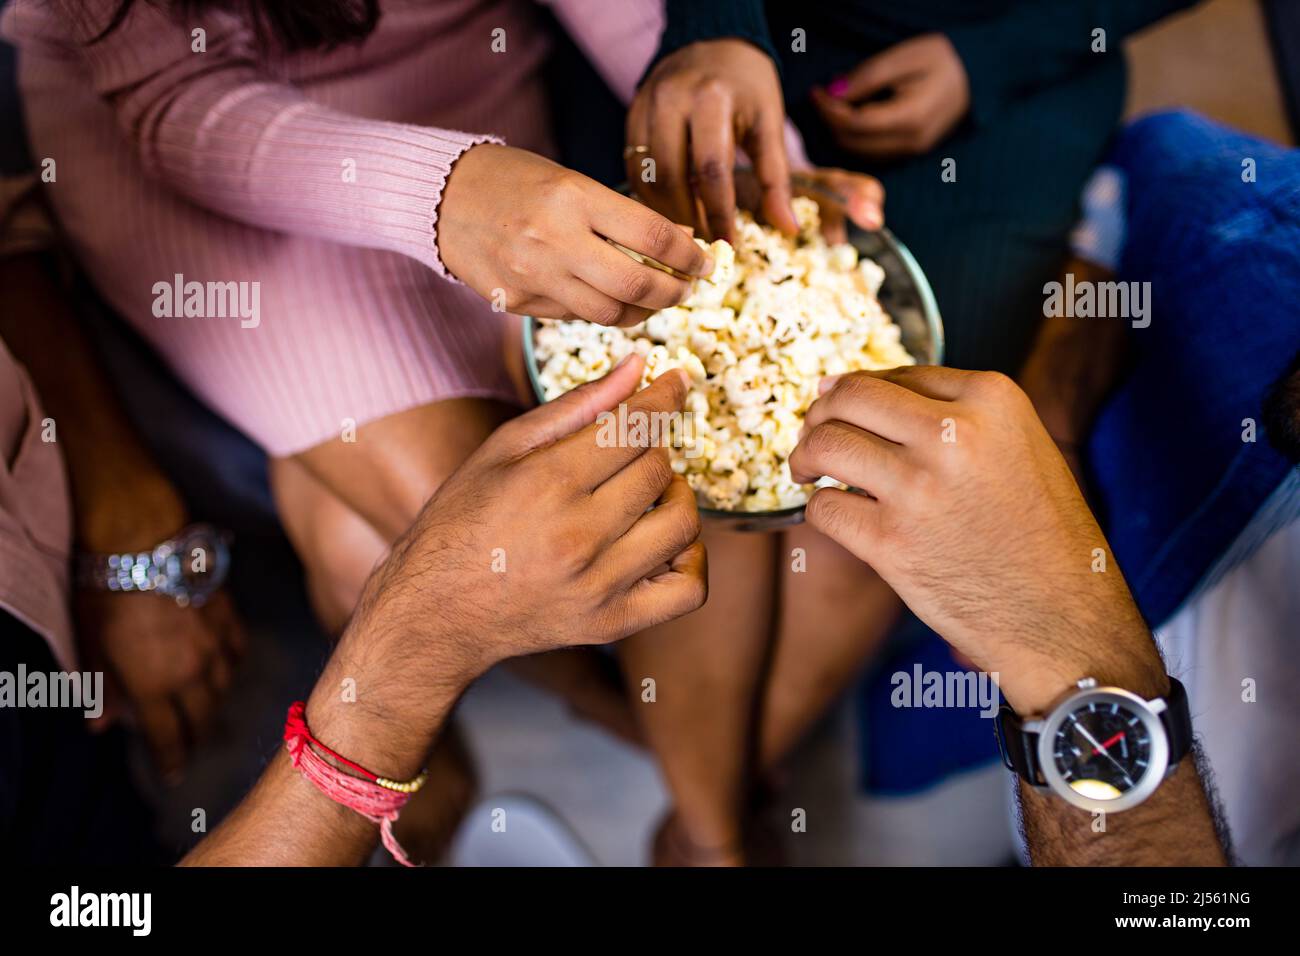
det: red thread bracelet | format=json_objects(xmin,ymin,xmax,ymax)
[{"xmin": 283, "ymin": 701, "xmax": 425, "ymax": 867}]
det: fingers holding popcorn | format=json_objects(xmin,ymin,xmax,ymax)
[
  {"xmin": 788, "ymin": 419, "xmax": 908, "ymax": 497},
  {"xmin": 619, "ymin": 538, "xmax": 709, "ymax": 635},
  {"xmin": 535, "ymin": 199, "xmax": 914, "ymax": 515},
  {"xmin": 607, "ymin": 473, "xmax": 704, "ymax": 587}
]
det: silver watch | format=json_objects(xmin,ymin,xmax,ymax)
[
  {"xmin": 996, "ymin": 676, "xmax": 1192, "ymax": 813},
  {"xmin": 77, "ymin": 523, "xmax": 232, "ymax": 608}
]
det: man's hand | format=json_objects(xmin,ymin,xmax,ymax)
[
  {"xmin": 78, "ymin": 589, "xmax": 246, "ymax": 781},
  {"xmin": 346, "ymin": 355, "xmax": 705, "ymax": 672},
  {"xmin": 383, "ymin": 353, "xmax": 706, "ymax": 672},
  {"xmin": 188, "ymin": 358, "xmax": 706, "ymax": 864},
  {"xmin": 628, "ymin": 39, "xmax": 798, "ymax": 242},
  {"xmin": 304, "ymin": 354, "xmax": 707, "ymax": 780},
  {"xmin": 438, "ymin": 144, "xmax": 712, "ymax": 328},
  {"xmin": 790, "ymin": 367, "xmax": 1166, "ymax": 715},
  {"xmin": 812, "ymin": 34, "xmax": 970, "ymax": 159}
]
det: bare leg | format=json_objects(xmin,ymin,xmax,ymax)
[
  {"xmin": 269, "ymin": 456, "xmax": 389, "ymax": 634},
  {"xmin": 757, "ymin": 521, "xmax": 903, "ymax": 774},
  {"xmin": 508, "ymin": 649, "xmax": 643, "ymax": 747},
  {"xmin": 616, "ymin": 525, "xmax": 777, "ymax": 865},
  {"xmin": 292, "ymin": 397, "xmax": 517, "ymax": 541}
]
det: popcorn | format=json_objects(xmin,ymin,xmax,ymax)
[{"xmin": 534, "ymin": 198, "xmax": 915, "ymax": 512}]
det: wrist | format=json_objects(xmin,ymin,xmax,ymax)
[
  {"xmin": 76, "ymin": 474, "xmax": 188, "ymax": 553},
  {"xmin": 435, "ymin": 141, "xmax": 504, "ymax": 283},
  {"xmin": 303, "ymin": 661, "xmax": 460, "ymax": 784},
  {"xmin": 995, "ymin": 619, "xmax": 1169, "ymax": 716},
  {"xmin": 305, "ymin": 596, "xmax": 479, "ymax": 780}
]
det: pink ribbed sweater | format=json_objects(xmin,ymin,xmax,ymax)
[{"xmin": 2, "ymin": 0, "xmax": 666, "ymax": 455}]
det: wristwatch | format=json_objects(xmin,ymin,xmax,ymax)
[
  {"xmin": 77, "ymin": 523, "xmax": 232, "ymax": 608},
  {"xmin": 995, "ymin": 676, "xmax": 1192, "ymax": 813}
]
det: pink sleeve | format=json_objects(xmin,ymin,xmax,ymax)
[
  {"xmin": 5, "ymin": 0, "xmax": 494, "ymax": 278},
  {"xmin": 545, "ymin": 0, "xmax": 812, "ymax": 168}
]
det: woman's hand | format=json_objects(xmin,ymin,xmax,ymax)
[
  {"xmin": 812, "ymin": 34, "xmax": 970, "ymax": 159},
  {"xmin": 437, "ymin": 144, "xmax": 713, "ymax": 327},
  {"xmin": 726, "ymin": 165, "xmax": 884, "ymax": 242},
  {"xmin": 627, "ymin": 38, "xmax": 798, "ymax": 243},
  {"xmin": 790, "ymin": 168, "xmax": 885, "ymax": 242},
  {"xmin": 72, "ymin": 465, "xmax": 246, "ymax": 782}
]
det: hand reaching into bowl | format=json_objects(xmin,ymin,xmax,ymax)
[
  {"xmin": 628, "ymin": 39, "xmax": 886, "ymax": 244},
  {"xmin": 790, "ymin": 367, "xmax": 1163, "ymax": 716},
  {"xmin": 792, "ymin": 169, "xmax": 885, "ymax": 243},
  {"xmin": 184, "ymin": 355, "xmax": 708, "ymax": 865},
  {"xmin": 628, "ymin": 38, "xmax": 796, "ymax": 243},
  {"xmin": 438, "ymin": 144, "xmax": 714, "ymax": 327}
]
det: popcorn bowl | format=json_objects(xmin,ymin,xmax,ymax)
[{"xmin": 523, "ymin": 222, "xmax": 944, "ymax": 532}]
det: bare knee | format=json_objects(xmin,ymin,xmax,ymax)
[
  {"xmin": 270, "ymin": 457, "xmax": 387, "ymax": 632},
  {"xmin": 294, "ymin": 397, "xmax": 516, "ymax": 539}
]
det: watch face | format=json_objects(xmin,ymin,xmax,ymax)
[
  {"xmin": 1037, "ymin": 688, "xmax": 1169, "ymax": 812},
  {"xmin": 1052, "ymin": 700, "xmax": 1151, "ymax": 802}
]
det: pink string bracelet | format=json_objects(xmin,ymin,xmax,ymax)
[{"xmin": 283, "ymin": 701, "xmax": 428, "ymax": 867}]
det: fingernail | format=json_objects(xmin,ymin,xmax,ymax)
[
  {"xmin": 696, "ymin": 254, "xmax": 714, "ymax": 277},
  {"xmin": 819, "ymin": 374, "xmax": 843, "ymax": 394},
  {"xmin": 613, "ymin": 354, "xmax": 633, "ymax": 371},
  {"xmin": 828, "ymin": 77, "xmax": 849, "ymax": 98}
]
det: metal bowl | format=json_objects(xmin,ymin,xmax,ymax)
[{"xmin": 523, "ymin": 223, "xmax": 944, "ymax": 532}]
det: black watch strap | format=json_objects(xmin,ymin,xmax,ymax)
[
  {"xmin": 996, "ymin": 703, "xmax": 1043, "ymax": 785},
  {"xmin": 1161, "ymin": 676, "xmax": 1193, "ymax": 764},
  {"xmin": 995, "ymin": 677, "xmax": 1192, "ymax": 786}
]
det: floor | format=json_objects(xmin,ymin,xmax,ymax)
[{"xmin": 451, "ymin": 667, "xmax": 1015, "ymax": 866}]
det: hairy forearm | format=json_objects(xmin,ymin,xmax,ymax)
[
  {"xmin": 1020, "ymin": 754, "xmax": 1228, "ymax": 867},
  {"xmin": 0, "ymin": 253, "xmax": 185, "ymax": 549},
  {"xmin": 182, "ymin": 579, "xmax": 473, "ymax": 865},
  {"xmin": 181, "ymin": 675, "xmax": 463, "ymax": 866},
  {"xmin": 181, "ymin": 751, "xmax": 380, "ymax": 866}
]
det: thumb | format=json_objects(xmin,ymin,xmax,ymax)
[{"xmin": 504, "ymin": 353, "xmax": 646, "ymax": 456}]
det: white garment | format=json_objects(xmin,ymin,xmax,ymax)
[{"xmin": 1154, "ymin": 507, "xmax": 1300, "ymax": 866}]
